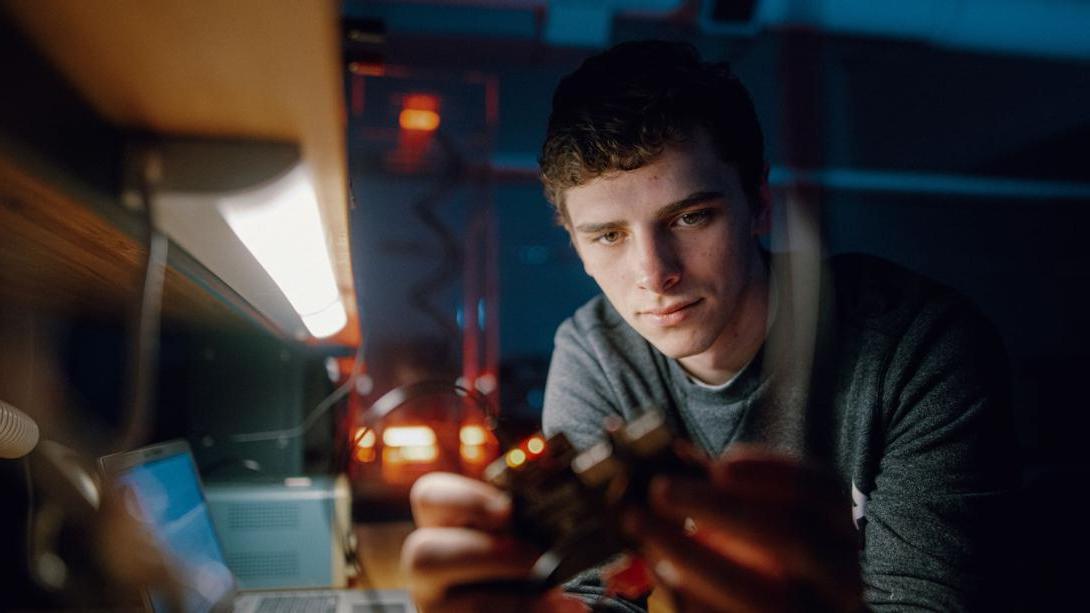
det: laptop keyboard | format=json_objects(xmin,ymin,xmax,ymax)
[
  {"xmin": 254, "ymin": 595, "xmax": 337, "ymax": 613},
  {"xmin": 253, "ymin": 594, "xmax": 410, "ymax": 613}
]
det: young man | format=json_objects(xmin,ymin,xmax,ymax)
[{"xmin": 402, "ymin": 41, "xmax": 1018, "ymax": 612}]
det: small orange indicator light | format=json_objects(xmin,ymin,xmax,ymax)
[
  {"xmin": 399, "ymin": 109, "xmax": 440, "ymax": 131},
  {"xmin": 505, "ymin": 449, "xmax": 527, "ymax": 468},
  {"xmin": 526, "ymin": 436, "xmax": 545, "ymax": 455}
]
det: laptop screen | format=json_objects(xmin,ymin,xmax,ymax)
[{"xmin": 103, "ymin": 441, "xmax": 235, "ymax": 612}]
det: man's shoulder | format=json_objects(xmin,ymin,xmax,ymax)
[
  {"xmin": 555, "ymin": 294, "xmax": 654, "ymax": 361},
  {"xmin": 560, "ymin": 294, "xmax": 635, "ymax": 340},
  {"xmin": 823, "ymin": 252, "xmax": 965, "ymax": 328}
]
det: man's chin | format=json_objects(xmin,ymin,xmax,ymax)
[{"xmin": 643, "ymin": 332, "xmax": 708, "ymax": 360}]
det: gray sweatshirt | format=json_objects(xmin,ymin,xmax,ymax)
[{"xmin": 543, "ymin": 253, "xmax": 1019, "ymax": 611}]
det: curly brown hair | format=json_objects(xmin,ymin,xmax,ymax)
[{"xmin": 539, "ymin": 40, "xmax": 766, "ymax": 225}]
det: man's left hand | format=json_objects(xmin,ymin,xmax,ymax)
[{"xmin": 625, "ymin": 446, "xmax": 863, "ymax": 612}]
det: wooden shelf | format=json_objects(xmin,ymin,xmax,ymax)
[
  {"xmin": 0, "ymin": 154, "xmax": 259, "ymax": 331},
  {"xmin": 1, "ymin": 0, "xmax": 359, "ymax": 345}
]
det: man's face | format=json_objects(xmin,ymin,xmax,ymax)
[{"xmin": 563, "ymin": 130, "xmax": 770, "ymax": 362}]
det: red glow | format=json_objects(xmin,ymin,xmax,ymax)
[
  {"xmin": 399, "ymin": 94, "xmax": 440, "ymax": 131},
  {"xmin": 399, "ymin": 109, "xmax": 440, "ymax": 131}
]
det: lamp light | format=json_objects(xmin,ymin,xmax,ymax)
[
  {"xmin": 130, "ymin": 139, "xmax": 349, "ymax": 339},
  {"xmin": 218, "ymin": 163, "xmax": 347, "ymax": 338}
]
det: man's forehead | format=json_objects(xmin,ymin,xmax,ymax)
[{"xmin": 562, "ymin": 145, "xmax": 742, "ymax": 226}]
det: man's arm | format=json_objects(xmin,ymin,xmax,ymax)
[{"xmin": 861, "ymin": 297, "xmax": 1020, "ymax": 611}]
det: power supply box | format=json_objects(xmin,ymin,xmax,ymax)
[{"xmin": 205, "ymin": 475, "xmax": 353, "ymax": 589}]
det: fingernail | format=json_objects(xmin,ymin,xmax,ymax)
[{"xmin": 654, "ymin": 559, "xmax": 680, "ymax": 586}]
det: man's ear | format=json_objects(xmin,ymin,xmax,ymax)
[{"xmin": 751, "ymin": 163, "xmax": 772, "ymax": 236}]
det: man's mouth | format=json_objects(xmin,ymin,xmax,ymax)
[{"xmin": 640, "ymin": 299, "xmax": 701, "ymax": 326}]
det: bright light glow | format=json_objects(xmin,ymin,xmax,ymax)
[
  {"xmin": 355, "ymin": 447, "xmax": 375, "ymax": 463},
  {"xmin": 399, "ymin": 109, "xmax": 440, "ymax": 131},
  {"xmin": 354, "ymin": 428, "xmax": 376, "ymax": 448},
  {"xmin": 460, "ymin": 445, "xmax": 485, "ymax": 463},
  {"xmin": 218, "ymin": 164, "xmax": 347, "ymax": 338},
  {"xmin": 505, "ymin": 449, "xmax": 527, "ymax": 468},
  {"xmin": 383, "ymin": 426, "xmax": 436, "ymax": 447},
  {"xmin": 459, "ymin": 425, "xmax": 487, "ymax": 446},
  {"xmin": 526, "ymin": 436, "xmax": 546, "ymax": 455},
  {"xmin": 383, "ymin": 445, "xmax": 438, "ymax": 464}
]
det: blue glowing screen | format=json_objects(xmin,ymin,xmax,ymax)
[{"xmin": 117, "ymin": 452, "xmax": 235, "ymax": 612}]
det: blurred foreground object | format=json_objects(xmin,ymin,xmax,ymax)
[{"xmin": 0, "ymin": 399, "xmax": 39, "ymax": 458}]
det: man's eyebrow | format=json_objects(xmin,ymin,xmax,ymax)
[
  {"xmin": 574, "ymin": 219, "xmax": 623, "ymax": 234},
  {"xmin": 573, "ymin": 191, "xmax": 725, "ymax": 234},
  {"xmin": 654, "ymin": 191, "xmax": 724, "ymax": 219}
]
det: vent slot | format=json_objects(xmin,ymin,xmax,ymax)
[
  {"xmin": 227, "ymin": 551, "xmax": 300, "ymax": 579},
  {"xmin": 227, "ymin": 502, "xmax": 300, "ymax": 530}
]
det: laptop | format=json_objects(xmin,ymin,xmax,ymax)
[{"xmin": 99, "ymin": 439, "xmax": 416, "ymax": 613}]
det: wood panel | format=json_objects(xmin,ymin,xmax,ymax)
[
  {"xmin": 0, "ymin": 155, "xmax": 255, "ymax": 330},
  {"xmin": 2, "ymin": 0, "xmax": 359, "ymax": 346}
]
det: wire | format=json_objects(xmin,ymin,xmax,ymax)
[
  {"xmin": 348, "ymin": 380, "xmax": 498, "ymax": 449},
  {"xmin": 114, "ymin": 148, "xmax": 169, "ymax": 453},
  {"xmin": 229, "ymin": 340, "xmax": 365, "ymax": 444},
  {"xmin": 229, "ymin": 370, "xmax": 356, "ymax": 444}
]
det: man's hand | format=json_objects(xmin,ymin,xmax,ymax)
[
  {"xmin": 401, "ymin": 472, "xmax": 589, "ymax": 613},
  {"xmin": 626, "ymin": 446, "xmax": 863, "ymax": 613}
]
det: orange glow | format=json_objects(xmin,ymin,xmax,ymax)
[
  {"xmin": 347, "ymin": 61, "xmax": 385, "ymax": 77},
  {"xmin": 459, "ymin": 425, "xmax": 488, "ymax": 446},
  {"xmin": 355, "ymin": 447, "xmax": 376, "ymax": 463},
  {"xmin": 505, "ymin": 449, "xmax": 527, "ymax": 468},
  {"xmin": 383, "ymin": 426, "xmax": 436, "ymax": 447},
  {"xmin": 526, "ymin": 436, "xmax": 546, "ymax": 455},
  {"xmin": 399, "ymin": 109, "xmax": 440, "ymax": 131},
  {"xmin": 354, "ymin": 428, "xmax": 376, "ymax": 448},
  {"xmin": 383, "ymin": 445, "xmax": 438, "ymax": 465},
  {"xmin": 460, "ymin": 445, "xmax": 485, "ymax": 463}
]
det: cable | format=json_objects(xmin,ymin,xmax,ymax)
[
  {"xmin": 348, "ymin": 380, "xmax": 499, "ymax": 449},
  {"xmin": 115, "ymin": 148, "xmax": 168, "ymax": 453},
  {"xmin": 229, "ymin": 371, "xmax": 355, "ymax": 444},
  {"xmin": 229, "ymin": 342, "xmax": 365, "ymax": 444}
]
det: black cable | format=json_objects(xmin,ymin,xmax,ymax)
[{"xmin": 115, "ymin": 149, "xmax": 168, "ymax": 453}]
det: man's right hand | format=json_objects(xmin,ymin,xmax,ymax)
[{"xmin": 401, "ymin": 472, "xmax": 589, "ymax": 613}]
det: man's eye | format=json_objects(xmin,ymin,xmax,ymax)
[
  {"xmin": 676, "ymin": 210, "xmax": 711, "ymax": 227},
  {"xmin": 595, "ymin": 231, "xmax": 622, "ymax": 245}
]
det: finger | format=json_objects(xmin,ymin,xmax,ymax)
[
  {"xmin": 410, "ymin": 472, "xmax": 512, "ymax": 531},
  {"xmin": 648, "ymin": 477, "xmax": 859, "ymax": 595},
  {"xmin": 712, "ymin": 449, "xmax": 847, "ymax": 509},
  {"xmin": 401, "ymin": 526, "xmax": 539, "ymax": 605},
  {"xmin": 628, "ymin": 510, "xmax": 792, "ymax": 613},
  {"xmin": 652, "ymin": 474, "xmax": 856, "ymax": 543}
]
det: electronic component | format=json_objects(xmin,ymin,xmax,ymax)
[{"xmin": 484, "ymin": 410, "xmax": 706, "ymax": 587}]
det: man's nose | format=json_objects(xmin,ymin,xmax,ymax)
[{"xmin": 634, "ymin": 232, "xmax": 681, "ymax": 293}]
